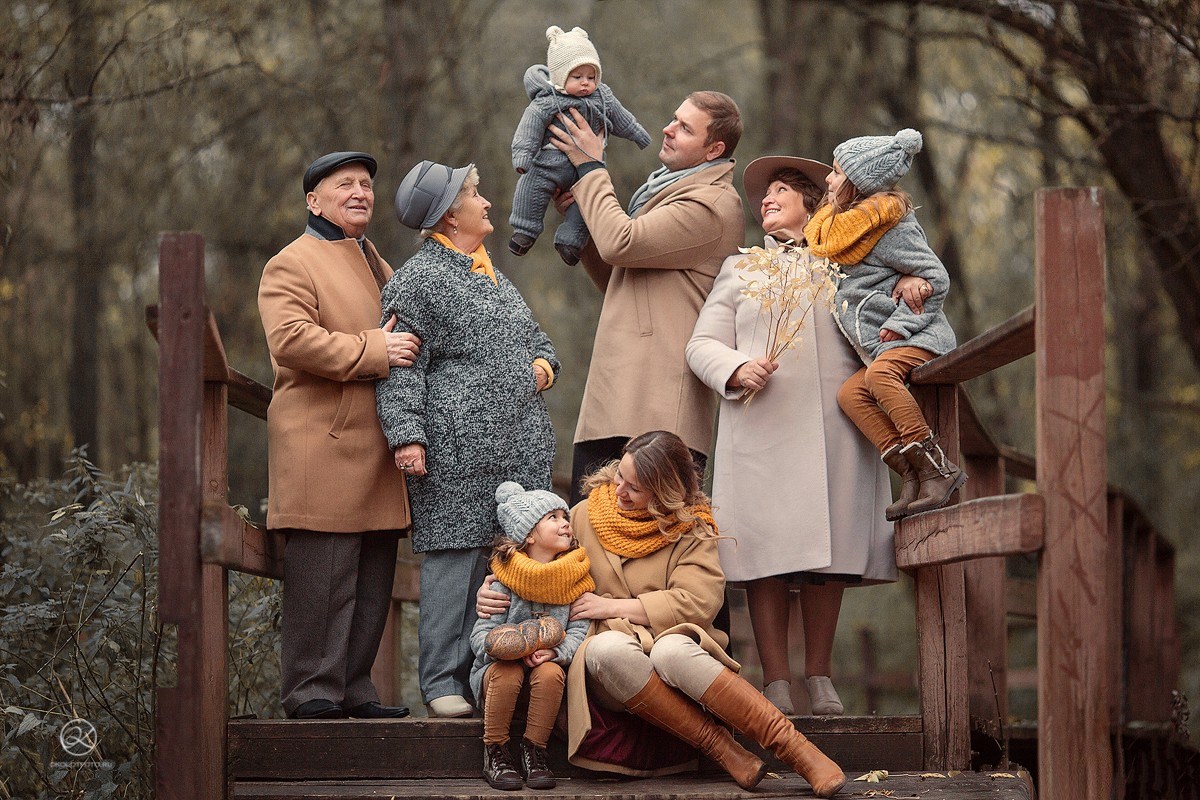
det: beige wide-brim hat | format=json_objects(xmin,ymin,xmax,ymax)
[{"xmin": 742, "ymin": 156, "xmax": 833, "ymax": 223}]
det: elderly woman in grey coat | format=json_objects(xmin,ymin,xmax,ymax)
[
  {"xmin": 687, "ymin": 156, "xmax": 926, "ymax": 717},
  {"xmin": 377, "ymin": 161, "xmax": 559, "ymax": 718}
]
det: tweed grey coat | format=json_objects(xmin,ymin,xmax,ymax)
[
  {"xmin": 375, "ymin": 238, "xmax": 559, "ymax": 553},
  {"xmin": 833, "ymin": 212, "xmax": 957, "ymax": 363},
  {"xmin": 467, "ymin": 580, "xmax": 588, "ymax": 701}
]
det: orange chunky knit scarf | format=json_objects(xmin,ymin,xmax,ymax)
[
  {"xmin": 586, "ymin": 483, "xmax": 718, "ymax": 558},
  {"xmin": 803, "ymin": 195, "xmax": 906, "ymax": 266},
  {"xmin": 490, "ymin": 547, "xmax": 595, "ymax": 606},
  {"xmin": 431, "ymin": 232, "xmax": 497, "ymax": 285}
]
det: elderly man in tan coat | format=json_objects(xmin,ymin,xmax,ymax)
[
  {"xmin": 258, "ymin": 151, "xmax": 419, "ymax": 720},
  {"xmin": 550, "ymin": 91, "xmax": 745, "ymax": 503}
]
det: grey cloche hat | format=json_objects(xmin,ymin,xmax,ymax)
[
  {"xmin": 546, "ymin": 25, "xmax": 601, "ymax": 91},
  {"xmin": 495, "ymin": 481, "xmax": 569, "ymax": 544},
  {"xmin": 742, "ymin": 156, "xmax": 833, "ymax": 223},
  {"xmin": 303, "ymin": 151, "xmax": 377, "ymax": 194},
  {"xmin": 833, "ymin": 128, "xmax": 923, "ymax": 195},
  {"xmin": 394, "ymin": 160, "xmax": 473, "ymax": 230}
]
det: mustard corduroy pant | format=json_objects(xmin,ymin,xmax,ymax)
[
  {"xmin": 480, "ymin": 660, "xmax": 565, "ymax": 747},
  {"xmin": 837, "ymin": 346, "xmax": 936, "ymax": 454}
]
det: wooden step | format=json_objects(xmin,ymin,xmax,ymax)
[
  {"xmin": 231, "ymin": 771, "xmax": 1035, "ymax": 800},
  {"xmin": 228, "ymin": 716, "xmax": 923, "ymax": 782}
]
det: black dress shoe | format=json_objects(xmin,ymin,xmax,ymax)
[
  {"xmin": 345, "ymin": 700, "xmax": 410, "ymax": 719},
  {"xmin": 289, "ymin": 699, "xmax": 345, "ymax": 719}
]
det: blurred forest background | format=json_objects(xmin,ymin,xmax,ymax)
[{"xmin": 2, "ymin": 0, "xmax": 1199, "ymax": 789}]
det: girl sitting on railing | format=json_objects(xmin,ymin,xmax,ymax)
[{"xmin": 804, "ymin": 128, "xmax": 967, "ymax": 518}]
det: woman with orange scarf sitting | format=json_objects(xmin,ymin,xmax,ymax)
[{"xmin": 478, "ymin": 431, "xmax": 846, "ymax": 796}]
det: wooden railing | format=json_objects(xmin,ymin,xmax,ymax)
[
  {"xmin": 149, "ymin": 187, "xmax": 1182, "ymax": 800},
  {"xmin": 148, "ymin": 235, "xmax": 419, "ymax": 800},
  {"xmin": 890, "ymin": 188, "xmax": 1181, "ymax": 798}
]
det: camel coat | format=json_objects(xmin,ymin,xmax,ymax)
[
  {"xmin": 258, "ymin": 233, "xmax": 411, "ymax": 533},
  {"xmin": 571, "ymin": 162, "xmax": 744, "ymax": 455},
  {"xmin": 565, "ymin": 498, "xmax": 739, "ymax": 775},
  {"xmin": 686, "ymin": 240, "xmax": 895, "ymax": 583}
]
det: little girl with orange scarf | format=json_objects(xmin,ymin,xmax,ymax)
[
  {"xmin": 469, "ymin": 482, "xmax": 593, "ymax": 791},
  {"xmin": 804, "ymin": 128, "xmax": 967, "ymax": 518}
]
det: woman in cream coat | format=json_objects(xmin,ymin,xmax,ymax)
[{"xmin": 686, "ymin": 156, "xmax": 916, "ymax": 717}]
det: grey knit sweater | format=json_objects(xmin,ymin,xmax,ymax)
[
  {"xmin": 832, "ymin": 212, "xmax": 958, "ymax": 363},
  {"xmin": 468, "ymin": 580, "xmax": 588, "ymax": 701},
  {"xmin": 511, "ymin": 64, "xmax": 651, "ymax": 172},
  {"xmin": 375, "ymin": 238, "xmax": 559, "ymax": 552}
]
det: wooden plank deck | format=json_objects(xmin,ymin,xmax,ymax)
[
  {"xmin": 232, "ymin": 771, "xmax": 1035, "ymax": 800},
  {"xmin": 228, "ymin": 717, "xmax": 924, "ymax": 782}
]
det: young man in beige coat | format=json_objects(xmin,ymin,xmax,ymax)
[
  {"xmin": 549, "ymin": 92, "xmax": 744, "ymax": 503},
  {"xmin": 258, "ymin": 151, "xmax": 420, "ymax": 720}
]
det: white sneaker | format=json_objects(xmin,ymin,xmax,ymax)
[
  {"xmin": 763, "ymin": 679, "xmax": 795, "ymax": 715},
  {"xmin": 425, "ymin": 694, "xmax": 473, "ymax": 718},
  {"xmin": 805, "ymin": 676, "xmax": 844, "ymax": 716}
]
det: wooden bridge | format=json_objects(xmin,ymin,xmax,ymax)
[{"xmin": 149, "ymin": 188, "xmax": 1195, "ymax": 799}]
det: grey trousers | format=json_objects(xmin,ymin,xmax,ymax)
[
  {"xmin": 418, "ymin": 547, "xmax": 490, "ymax": 704},
  {"xmin": 280, "ymin": 529, "xmax": 400, "ymax": 715}
]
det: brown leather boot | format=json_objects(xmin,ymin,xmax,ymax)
[
  {"xmin": 700, "ymin": 669, "xmax": 846, "ymax": 798},
  {"xmin": 900, "ymin": 434, "xmax": 967, "ymax": 514},
  {"xmin": 881, "ymin": 444, "xmax": 920, "ymax": 521},
  {"xmin": 625, "ymin": 672, "xmax": 767, "ymax": 790}
]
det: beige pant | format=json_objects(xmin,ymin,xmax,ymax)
[
  {"xmin": 837, "ymin": 345, "xmax": 935, "ymax": 453},
  {"xmin": 583, "ymin": 630, "xmax": 725, "ymax": 706}
]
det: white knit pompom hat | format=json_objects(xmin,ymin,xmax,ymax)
[
  {"xmin": 833, "ymin": 128, "xmax": 923, "ymax": 195},
  {"xmin": 546, "ymin": 25, "xmax": 601, "ymax": 91},
  {"xmin": 495, "ymin": 481, "xmax": 569, "ymax": 544}
]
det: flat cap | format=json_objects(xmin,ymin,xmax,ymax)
[
  {"xmin": 303, "ymin": 151, "xmax": 378, "ymax": 194},
  {"xmin": 394, "ymin": 160, "xmax": 472, "ymax": 230}
]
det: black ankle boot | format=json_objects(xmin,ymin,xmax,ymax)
[
  {"xmin": 518, "ymin": 738, "xmax": 557, "ymax": 789},
  {"xmin": 483, "ymin": 742, "xmax": 523, "ymax": 790}
]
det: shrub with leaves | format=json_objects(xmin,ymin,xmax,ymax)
[{"xmin": 0, "ymin": 451, "xmax": 281, "ymax": 799}]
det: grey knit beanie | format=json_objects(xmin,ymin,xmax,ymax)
[
  {"xmin": 495, "ymin": 481, "xmax": 569, "ymax": 544},
  {"xmin": 546, "ymin": 25, "xmax": 601, "ymax": 91},
  {"xmin": 833, "ymin": 128, "xmax": 923, "ymax": 195}
]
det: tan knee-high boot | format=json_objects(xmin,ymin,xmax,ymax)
[
  {"xmin": 699, "ymin": 669, "xmax": 846, "ymax": 797},
  {"xmin": 624, "ymin": 671, "xmax": 767, "ymax": 790}
]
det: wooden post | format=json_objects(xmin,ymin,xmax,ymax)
[
  {"xmin": 156, "ymin": 233, "xmax": 227, "ymax": 800},
  {"xmin": 1035, "ymin": 188, "xmax": 1111, "ymax": 799},
  {"xmin": 962, "ymin": 454, "xmax": 1008, "ymax": 732},
  {"xmin": 910, "ymin": 384, "xmax": 970, "ymax": 770}
]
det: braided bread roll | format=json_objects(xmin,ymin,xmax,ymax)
[
  {"xmin": 530, "ymin": 615, "xmax": 565, "ymax": 650},
  {"xmin": 484, "ymin": 622, "xmax": 540, "ymax": 660}
]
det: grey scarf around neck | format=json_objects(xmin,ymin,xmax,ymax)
[{"xmin": 627, "ymin": 158, "xmax": 732, "ymax": 217}]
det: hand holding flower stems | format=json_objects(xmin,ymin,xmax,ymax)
[{"xmin": 735, "ymin": 242, "xmax": 842, "ymax": 404}]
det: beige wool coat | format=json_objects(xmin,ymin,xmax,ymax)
[
  {"xmin": 685, "ymin": 240, "xmax": 895, "ymax": 583},
  {"xmin": 258, "ymin": 233, "xmax": 411, "ymax": 533},
  {"xmin": 565, "ymin": 499, "xmax": 739, "ymax": 775},
  {"xmin": 572, "ymin": 162, "xmax": 744, "ymax": 455}
]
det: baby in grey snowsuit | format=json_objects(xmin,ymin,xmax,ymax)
[{"xmin": 508, "ymin": 26, "xmax": 651, "ymax": 265}]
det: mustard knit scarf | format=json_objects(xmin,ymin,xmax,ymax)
[
  {"xmin": 803, "ymin": 195, "xmax": 906, "ymax": 266},
  {"xmin": 431, "ymin": 232, "xmax": 497, "ymax": 285},
  {"xmin": 490, "ymin": 547, "xmax": 595, "ymax": 606},
  {"xmin": 586, "ymin": 483, "xmax": 718, "ymax": 558}
]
